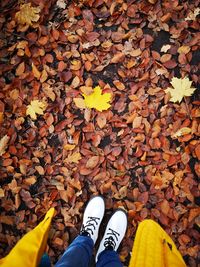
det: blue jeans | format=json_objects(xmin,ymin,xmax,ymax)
[{"xmin": 55, "ymin": 235, "xmax": 123, "ymax": 267}]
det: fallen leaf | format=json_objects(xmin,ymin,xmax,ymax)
[
  {"xmin": 40, "ymin": 69, "xmax": 48, "ymax": 83},
  {"xmin": 83, "ymin": 86, "xmax": 111, "ymax": 112},
  {"xmin": 86, "ymin": 156, "xmax": 99, "ymax": 169},
  {"xmin": 96, "ymin": 113, "xmax": 107, "ymax": 128},
  {"xmin": 161, "ymin": 44, "xmax": 171, "ymax": 53},
  {"xmin": 74, "ymin": 98, "xmax": 86, "ymax": 109},
  {"xmin": 64, "ymin": 144, "xmax": 76, "ymax": 150},
  {"xmin": 16, "ymin": 62, "xmax": 25, "ymax": 76},
  {"xmin": 166, "ymin": 77, "xmax": 196, "ymax": 103},
  {"xmin": 0, "ymin": 135, "xmax": 10, "ymax": 156},
  {"xmin": 178, "ymin": 46, "xmax": 190, "ymax": 54},
  {"xmin": 15, "ymin": 3, "xmax": 40, "ymax": 26},
  {"xmin": 113, "ymin": 80, "xmax": 125, "ymax": 91},
  {"xmin": 65, "ymin": 152, "xmax": 82, "ymax": 163},
  {"xmin": 185, "ymin": 8, "xmax": 200, "ymax": 21},
  {"xmin": 111, "ymin": 52, "xmax": 124, "ymax": 63},
  {"xmin": 26, "ymin": 100, "xmax": 47, "ymax": 120},
  {"xmin": 56, "ymin": 0, "xmax": 66, "ymax": 9},
  {"xmin": 172, "ymin": 127, "xmax": 192, "ymax": 138},
  {"xmin": 42, "ymin": 84, "xmax": 56, "ymax": 101},
  {"xmin": 32, "ymin": 63, "xmax": 41, "ymax": 79},
  {"xmin": 71, "ymin": 76, "xmax": 80, "ymax": 88},
  {"xmin": 0, "ymin": 188, "xmax": 4, "ymax": 198},
  {"xmin": 130, "ymin": 48, "xmax": 142, "ymax": 57}
]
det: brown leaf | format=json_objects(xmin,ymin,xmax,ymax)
[
  {"xmin": 111, "ymin": 52, "xmax": 125, "ymax": 63},
  {"xmin": 96, "ymin": 113, "xmax": 107, "ymax": 128},
  {"xmin": 86, "ymin": 156, "xmax": 99, "ymax": 169},
  {"xmin": 16, "ymin": 62, "xmax": 25, "ymax": 76},
  {"xmin": 32, "ymin": 63, "xmax": 41, "ymax": 79},
  {"xmin": 0, "ymin": 135, "xmax": 10, "ymax": 156},
  {"xmin": 160, "ymin": 199, "xmax": 170, "ymax": 215}
]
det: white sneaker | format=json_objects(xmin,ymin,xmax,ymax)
[
  {"xmin": 96, "ymin": 209, "xmax": 127, "ymax": 262},
  {"xmin": 80, "ymin": 196, "xmax": 105, "ymax": 244}
]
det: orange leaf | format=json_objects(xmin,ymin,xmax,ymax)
[
  {"xmin": 111, "ymin": 52, "xmax": 124, "ymax": 63},
  {"xmin": 58, "ymin": 61, "xmax": 67, "ymax": 72},
  {"xmin": 113, "ymin": 80, "xmax": 125, "ymax": 91},
  {"xmin": 38, "ymin": 36, "xmax": 48, "ymax": 46},
  {"xmin": 32, "ymin": 63, "xmax": 41, "ymax": 79},
  {"xmin": 96, "ymin": 113, "xmax": 107, "ymax": 128},
  {"xmin": 16, "ymin": 62, "xmax": 25, "ymax": 76},
  {"xmin": 160, "ymin": 199, "xmax": 170, "ymax": 215},
  {"xmin": 86, "ymin": 156, "xmax": 99, "ymax": 169}
]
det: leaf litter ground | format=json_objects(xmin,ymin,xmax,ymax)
[{"xmin": 0, "ymin": 0, "xmax": 200, "ymax": 266}]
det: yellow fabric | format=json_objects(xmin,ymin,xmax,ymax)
[
  {"xmin": 129, "ymin": 219, "xmax": 186, "ymax": 267},
  {"xmin": 0, "ymin": 208, "xmax": 55, "ymax": 267}
]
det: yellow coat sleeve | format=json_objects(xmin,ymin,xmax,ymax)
[
  {"xmin": 0, "ymin": 208, "xmax": 55, "ymax": 267},
  {"xmin": 129, "ymin": 219, "xmax": 186, "ymax": 267}
]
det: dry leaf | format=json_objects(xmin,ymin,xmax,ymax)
[
  {"xmin": 96, "ymin": 113, "xmax": 107, "ymax": 128},
  {"xmin": 185, "ymin": 8, "xmax": 200, "ymax": 21},
  {"xmin": 113, "ymin": 80, "xmax": 125, "ymax": 91},
  {"xmin": 42, "ymin": 84, "xmax": 56, "ymax": 101},
  {"xmin": 74, "ymin": 98, "xmax": 86, "ymax": 109},
  {"xmin": 15, "ymin": 3, "xmax": 40, "ymax": 26},
  {"xmin": 86, "ymin": 156, "xmax": 99, "ymax": 169},
  {"xmin": 166, "ymin": 77, "xmax": 196, "ymax": 103},
  {"xmin": 161, "ymin": 44, "xmax": 171, "ymax": 53},
  {"xmin": 0, "ymin": 135, "xmax": 10, "ymax": 156},
  {"xmin": 32, "ymin": 63, "xmax": 41, "ymax": 79},
  {"xmin": 172, "ymin": 127, "xmax": 192, "ymax": 138},
  {"xmin": 0, "ymin": 188, "xmax": 4, "ymax": 198},
  {"xmin": 111, "ymin": 52, "xmax": 124, "ymax": 63},
  {"xmin": 64, "ymin": 144, "xmax": 76, "ymax": 151},
  {"xmin": 16, "ymin": 62, "xmax": 25, "ymax": 76},
  {"xmin": 178, "ymin": 46, "xmax": 190, "ymax": 54},
  {"xmin": 65, "ymin": 152, "xmax": 82, "ymax": 163},
  {"xmin": 83, "ymin": 86, "xmax": 111, "ymax": 112},
  {"xmin": 71, "ymin": 76, "xmax": 80, "ymax": 88},
  {"xmin": 26, "ymin": 100, "xmax": 47, "ymax": 120},
  {"xmin": 130, "ymin": 48, "xmax": 142, "ymax": 57},
  {"xmin": 40, "ymin": 69, "xmax": 48, "ymax": 83},
  {"xmin": 56, "ymin": 0, "xmax": 66, "ymax": 9}
]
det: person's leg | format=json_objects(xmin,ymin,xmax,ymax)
[
  {"xmin": 96, "ymin": 209, "xmax": 127, "ymax": 267},
  {"xmin": 97, "ymin": 250, "xmax": 123, "ymax": 267},
  {"xmin": 55, "ymin": 196, "xmax": 105, "ymax": 267},
  {"xmin": 55, "ymin": 235, "xmax": 93, "ymax": 267}
]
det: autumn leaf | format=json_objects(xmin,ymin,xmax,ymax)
[
  {"xmin": 178, "ymin": 46, "xmax": 190, "ymax": 54},
  {"xmin": 32, "ymin": 63, "xmax": 41, "ymax": 79},
  {"xmin": 0, "ymin": 135, "xmax": 10, "ymax": 156},
  {"xmin": 172, "ymin": 127, "xmax": 192, "ymax": 138},
  {"xmin": 74, "ymin": 98, "xmax": 86, "ymax": 109},
  {"xmin": 82, "ymin": 86, "xmax": 111, "ymax": 112},
  {"xmin": 161, "ymin": 44, "xmax": 171, "ymax": 53},
  {"xmin": 56, "ymin": 0, "xmax": 66, "ymax": 9},
  {"xmin": 26, "ymin": 100, "xmax": 47, "ymax": 120},
  {"xmin": 86, "ymin": 156, "xmax": 99, "ymax": 169},
  {"xmin": 15, "ymin": 3, "xmax": 40, "ymax": 26},
  {"xmin": 166, "ymin": 77, "xmax": 196, "ymax": 103},
  {"xmin": 65, "ymin": 152, "xmax": 82, "ymax": 163},
  {"xmin": 64, "ymin": 144, "xmax": 76, "ymax": 151}
]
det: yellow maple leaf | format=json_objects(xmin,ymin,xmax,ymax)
[
  {"xmin": 82, "ymin": 86, "xmax": 111, "ymax": 112},
  {"xmin": 26, "ymin": 100, "xmax": 46, "ymax": 120},
  {"xmin": 15, "ymin": 3, "xmax": 40, "ymax": 26},
  {"xmin": 166, "ymin": 77, "xmax": 196, "ymax": 103}
]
